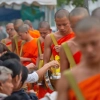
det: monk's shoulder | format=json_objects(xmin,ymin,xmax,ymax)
[
  {"xmin": 45, "ymin": 34, "xmax": 52, "ymax": 45},
  {"xmin": 67, "ymin": 38, "xmax": 79, "ymax": 54},
  {"xmin": 1, "ymin": 38, "xmax": 9, "ymax": 43},
  {"xmin": 70, "ymin": 64, "xmax": 87, "ymax": 83}
]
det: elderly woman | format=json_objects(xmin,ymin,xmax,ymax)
[{"xmin": 0, "ymin": 66, "xmax": 13, "ymax": 100}]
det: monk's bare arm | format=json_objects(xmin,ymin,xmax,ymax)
[
  {"xmin": 56, "ymin": 75, "xmax": 69, "ymax": 100},
  {"xmin": 60, "ymin": 46, "xmax": 69, "ymax": 73},
  {"xmin": 43, "ymin": 35, "xmax": 52, "ymax": 64},
  {"xmin": 36, "ymin": 56, "xmax": 40, "ymax": 68}
]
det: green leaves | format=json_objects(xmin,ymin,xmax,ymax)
[{"xmin": 57, "ymin": 0, "xmax": 97, "ymax": 7}]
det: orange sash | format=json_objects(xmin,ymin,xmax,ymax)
[
  {"xmin": 51, "ymin": 32, "xmax": 75, "ymax": 57},
  {"xmin": 22, "ymin": 38, "xmax": 38, "ymax": 66},
  {"xmin": 29, "ymin": 30, "xmax": 40, "ymax": 38},
  {"xmin": 69, "ymin": 74, "xmax": 100, "ymax": 100}
]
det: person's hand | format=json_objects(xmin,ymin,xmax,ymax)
[
  {"xmin": 26, "ymin": 63, "xmax": 36, "ymax": 72},
  {"xmin": 26, "ymin": 90, "xmax": 37, "ymax": 94},
  {"xmin": 54, "ymin": 45, "xmax": 61, "ymax": 52},
  {"xmin": 47, "ymin": 60, "xmax": 59, "ymax": 68},
  {"xmin": 40, "ymin": 54, "xmax": 43, "ymax": 60}
]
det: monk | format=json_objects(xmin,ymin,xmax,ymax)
[
  {"xmin": 57, "ymin": 17, "xmax": 100, "ymax": 100},
  {"xmin": 17, "ymin": 24, "xmax": 38, "ymax": 68},
  {"xmin": 36, "ymin": 21, "xmax": 52, "ymax": 68},
  {"xmin": 92, "ymin": 7, "xmax": 100, "ymax": 20},
  {"xmin": 43, "ymin": 9, "xmax": 74, "ymax": 64},
  {"xmin": 24, "ymin": 20, "xmax": 40, "ymax": 38},
  {"xmin": 1, "ymin": 23, "xmax": 16, "ymax": 51},
  {"xmin": 12, "ymin": 19, "xmax": 24, "ymax": 55},
  {"xmin": 60, "ymin": 7, "xmax": 89, "ymax": 72},
  {"xmin": 36, "ymin": 21, "xmax": 52, "ymax": 99}
]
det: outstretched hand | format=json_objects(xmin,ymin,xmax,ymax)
[{"xmin": 47, "ymin": 60, "xmax": 59, "ymax": 68}]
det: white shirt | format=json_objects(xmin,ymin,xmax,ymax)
[{"xmin": 26, "ymin": 72, "xmax": 39, "ymax": 83}]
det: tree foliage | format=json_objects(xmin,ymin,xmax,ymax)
[{"xmin": 57, "ymin": 0, "xmax": 97, "ymax": 7}]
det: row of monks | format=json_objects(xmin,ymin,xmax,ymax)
[{"xmin": 1, "ymin": 6, "xmax": 100, "ymax": 100}]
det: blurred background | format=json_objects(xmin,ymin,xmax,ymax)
[{"xmin": 0, "ymin": 0, "xmax": 100, "ymax": 38}]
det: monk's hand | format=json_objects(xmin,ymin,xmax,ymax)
[
  {"xmin": 54, "ymin": 45, "xmax": 61, "ymax": 52},
  {"xmin": 47, "ymin": 60, "xmax": 59, "ymax": 68},
  {"xmin": 40, "ymin": 54, "xmax": 43, "ymax": 60}
]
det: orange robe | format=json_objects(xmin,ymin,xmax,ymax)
[
  {"xmin": 73, "ymin": 51, "xmax": 81, "ymax": 64},
  {"xmin": 69, "ymin": 74, "xmax": 100, "ymax": 100},
  {"xmin": 41, "ymin": 42, "xmax": 44, "ymax": 53},
  {"xmin": 29, "ymin": 30, "xmax": 40, "ymax": 38},
  {"xmin": 51, "ymin": 32, "xmax": 75, "ymax": 58},
  {"xmin": 22, "ymin": 38, "xmax": 38, "ymax": 66},
  {"xmin": 36, "ymin": 41, "xmax": 52, "ymax": 99}
]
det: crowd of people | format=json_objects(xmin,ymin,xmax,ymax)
[{"xmin": 0, "ymin": 6, "xmax": 100, "ymax": 100}]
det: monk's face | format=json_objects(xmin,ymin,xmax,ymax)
[
  {"xmin": 70, "ymin": 16, "xmax": 84, "ymax": 30},
  {"xmin": 55, "ymin": 17, "xmax": 71, "ymax": 34},
  {"xmin": 18, "ymin": 32, "xmax": 27, "ymax": 40},
  {"xmin": 6, "ymin": 24, "xmax": 15, "ymax": 38},
  {"xmin": 39, "ymin": 28, "xmax": 51, "ymax": 39},
  {"xmin": 76, "ymin": 27, "xmax": 100, "ymax": 64}
]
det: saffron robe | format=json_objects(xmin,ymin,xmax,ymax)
[
  {"xmin": 29, "ymin": 30, "xmax": 40, "ymax": 38},
  {"xmin": 73, "ymin": 51, "xmax": 81, "ymax": 64},
  {"xmin": 22, "ymin": 38, "xmax": 38, "ymax": 66},
  {"xmin": 51, "ymin": 32, "xmax": 75, "ymax": 58},
  {"xmin": 69, "ymin": 74, "xmax": 100, "ymax": 100}
]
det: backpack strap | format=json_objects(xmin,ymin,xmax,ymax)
[
  {"xmin": 19, "ymin": 40, "xmax": 25, "ymax": 57},
  {"xmin": 13, "ymin": 35, "xmax": 19, "ymax": 55},
  {"xmin": 50, "ymin": 34, "xmax": 58, "ymax": 60},
  {"xmin": 63, "ymin": 70, "xmax": 85, "ymax": 100},
  {"xmin": 37, "ymin": 38, "xmax": 42, "ymax": 55},
  {"xmin": 50, "ymin": 34, "xmax": 58, "ymax": 46},
  {"xmin": 62, "ymin": 42, "xmax": 76, "ymax": 68},
  {"xmin": 37, "ymin": 38, "xmax": 43, "ymax": 69}
]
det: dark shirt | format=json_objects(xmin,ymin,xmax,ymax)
[{"xmin": 12, "ymin": 89, "xmax": 38, "ymax": 100}]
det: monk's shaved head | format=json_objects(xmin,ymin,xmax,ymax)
[
  {"xmin": 55, "ymin": 9, "xmax": 69, "ymax": 19},
  {"xmin": 14, "ymin": 19, "xmax": 23, "ymax": 26},
  {"xmin": 92, "ymin": 7, "xmax": 100, "ymax": 20},
  {"xmin": 18, "ymin": 24, "xmax": 30, "ymax": 33},
  {"xmin": 13, "ymin": 19, "xmax": 24, "ymax": 31},
  {"xmin": 70, "ymin": 7, "xmax": 89, "ymax": 18},
  {"xmin": 75, "ymin": 17, "xmax": 100, "ymax": 34},
  {"xmin": 24, "ymin": 20, "xmax": 32, "ymax": 27},
  {"xmin": 69, "ymin": 7, "xmax": 89, "ymax": 29},
  {"xmin": 38, "ymin": 21, "xmax": 50, "ymax": 30},
  {"xmin": 6, "ymin": 23, "xmax": 14, "ymax": 28}
]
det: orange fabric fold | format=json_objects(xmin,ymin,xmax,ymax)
[
  {"xmin": 6, "ymin": 41, "xmax": 12, "ymax": 45},
  {"xmin": 22, "ymin": 38, "xmax": 38, "ymax": 66},
  {"xmin": 29, "ymin": 30, "xmax": 40, "ymax": 38},
  {"xmin": 41, "ymin": 42, "xmax": 44, "ymax": 53},
  {"xmin": 51, "ymin": 32, "xmax": 75, "ymax": 58},
  {"xmin": 38, "ymin": 86, "xmax": 52, "ymax": 99},
  {"xmin": 73, "ymin": 51, "xmax": 81, "ymax": 64},
  {"xmin": 69, "ymin": 74, "xmax": 100, "ymax": 100}
]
